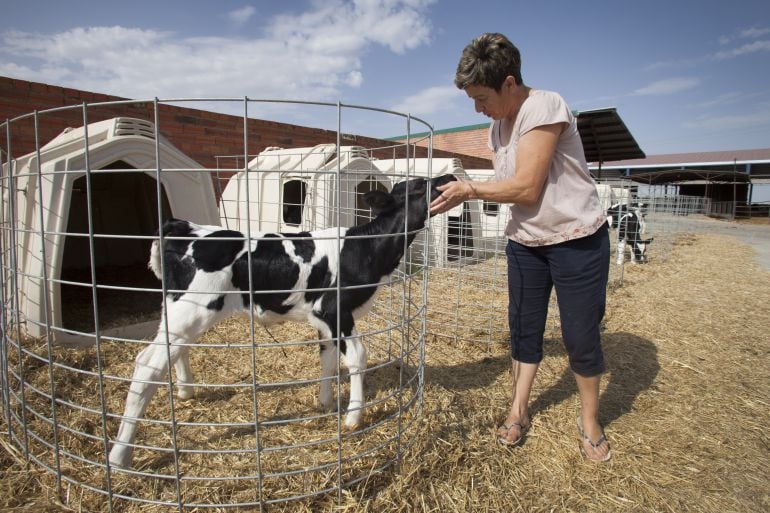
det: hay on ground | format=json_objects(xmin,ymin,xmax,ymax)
[{"xmin": 2, "ymin": 230, "xmax": 770, "ymax": 512}]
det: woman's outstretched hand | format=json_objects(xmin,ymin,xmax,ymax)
[{"xmin": 430, "ymin": 179, "xmax": 474, "ymax": 215}]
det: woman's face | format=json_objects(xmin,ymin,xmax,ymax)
[{"xmin": 464, "ymin": 76, "xmax": 516, "ymax": 120}]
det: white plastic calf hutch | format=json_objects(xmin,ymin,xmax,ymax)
[
  {"xmin": 219, "ymin": 143, "xmax": 392, "ymax": 233},
  {"xmin": 595, "ymin": 182, "xmax": 632, "ymax": 210},
  {"xmin": 464, "ymin": 168, "xmax": 509, "ymax": 257},
  {"xmin": 3, "ymin": 117, "xmax": 219, "ymax": 344}
]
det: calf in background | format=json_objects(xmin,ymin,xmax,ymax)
[{"xmin": 606, "ymin": 202, "xmax": 653, "ymax": 264}]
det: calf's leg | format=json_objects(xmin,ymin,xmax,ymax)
[
  {"xmin": 318, "ymin": 334, "xmax": 336, "ymax": 412},
  {"xmin": 341, "ymin": 327, "xmax": 367, "ymax": 429},
  {"xmin": 109, "ymin": 335, "xmax": 188, "ymax": 468},
  {"xmin": 615, "ymin": 239, "xmax": 626, "ymax": 265},
  {"xmin": 312, "ymin": 314, "xmax": 367, "ymax": 428},
  {"xmin": 109, "ymin": 298, "xmax": 220, "ymax": 468},
  {"xmin": 173, "ymin": 349, "xmax": 195, "ymax": 400}
]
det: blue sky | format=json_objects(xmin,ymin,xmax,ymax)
[{"xmin": 2, "ymin": 0, "xmax": 769, "ymax": 156}]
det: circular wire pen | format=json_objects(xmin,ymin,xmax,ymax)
[
  {"xmin": 0, "ymin": 97, "xmax": 731, "ymax": 511},
  {"xmin": 0, "ymin": 98, "xmax": 454, "ymax": 510}
]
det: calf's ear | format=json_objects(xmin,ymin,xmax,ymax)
[
  {"xmin": 434, "ymin": 174, "xmax": 458, "ymax": 187},
  {"xmin": 363, "ymin": 191, "xmax": 395, "ymax": 213}
]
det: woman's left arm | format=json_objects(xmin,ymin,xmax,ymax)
[{"xmin": 430, "ymin": 122, "xmax": 564, "ymax": 215}]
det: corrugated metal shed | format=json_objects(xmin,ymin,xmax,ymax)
[{"xmin": 589, "ymin": 148, "xmax": 770, "ymax": 183}]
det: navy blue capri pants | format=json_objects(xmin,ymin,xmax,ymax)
[{"xmin": 506, "ymin": 223, "xmax": 609, "ymax": 377}]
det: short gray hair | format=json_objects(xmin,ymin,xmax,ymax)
[{"xmin": 454, "ymin": 33, "xmax": 523, "ymax": 91}]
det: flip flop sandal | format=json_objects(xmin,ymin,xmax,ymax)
[
  {"xmin": 497, "ymin": 419, "xmax": 530, "ymax": 446},
  {"xmin": 577, "ymin": 417, "xmax": 612, "ymax": 462}
]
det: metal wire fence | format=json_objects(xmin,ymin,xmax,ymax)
[{"xmin": 1, "ymin": 98, "xmax": 439, "ymax": 510}]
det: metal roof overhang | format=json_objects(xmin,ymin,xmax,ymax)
[
  {"xmin": 575, "ymin": 108, "xmax": 645, "ymax": 163},
  {"xmin": 626, "ymin": 167, "xmax": 752, "ymax": 185}
]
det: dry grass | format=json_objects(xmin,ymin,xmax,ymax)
[{"xmin": 2, "ymin": 231, "xmax": 770, "ymax": 512}]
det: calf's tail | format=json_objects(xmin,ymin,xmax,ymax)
[
  {"xmin": 148, "ymin": 218, "xmax": 186, "ymax": 280},
  {"xmin": 149, "ymin": 238, "xmax": 163, "ymax": 280}
]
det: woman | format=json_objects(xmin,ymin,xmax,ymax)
[{"xmin": 430, "ymin": 33, "xmax": 611, "ymax": 461}]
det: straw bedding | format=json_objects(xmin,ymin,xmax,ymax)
[{"xmin": 2, "ymin": 231, "xmax": 769, "ymax": 512}]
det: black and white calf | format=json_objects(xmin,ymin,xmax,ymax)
[
  {"xmin": 108, "ymin": 174, "xmax": 457, "ymax": 469},
  {"xmin": 606, "ymin": 203, "xmax": 653, "ymax": 264}
]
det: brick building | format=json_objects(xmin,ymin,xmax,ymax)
[
  {"xmin": 393, "ymin": 123, "xmax": 493, "ymax": 163},
  {"xmin": 0, "ymin": 76, "xmax": 493, "ymax": 183}
]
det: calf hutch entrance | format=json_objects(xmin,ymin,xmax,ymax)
[
  {"xmin": 0, "ymin": 99, "xmax": 437, "ymax": 511},
  {"xmin": 3, "ymin": 117, "xmax": 219, "ymax": 344}
]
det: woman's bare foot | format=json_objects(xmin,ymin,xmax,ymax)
[
  {"xmin": 497, "ymin": 414, "xmax": 530, "ymax": 445},
  {"xmin": 577, "ymin": 417, "xmax": 611, "ymax": 461}
]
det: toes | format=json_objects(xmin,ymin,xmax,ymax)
[
  {"xmin": 580, "ymin": 437, "xmax": 611, "ymax": 462},
  {"xmin": 497, "ymin": 424, "xmax": 515, "ymax": 440},
  {"xmin": 497, "ymin": 423, "xmax": 525, "ymax": 444}
]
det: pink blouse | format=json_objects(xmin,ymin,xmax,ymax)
[{"xmin": 489, "ymin": 90, "xmax": 606, "ymax": 246}]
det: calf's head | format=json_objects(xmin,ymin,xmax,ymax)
[
  {"xmin": 631, "ymin": 237, "xmax": 654, "ymax": 263},
  {"xmin": 363, "ymin": 174, "xmax": 458, "ymax": 230}
]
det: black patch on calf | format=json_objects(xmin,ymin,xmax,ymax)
[
  {"xmin": 158, "ymin": 219, "xmax": 200, "ymax": 301},
  {"xmin": 161, "ymin": 218, "xmax": 195, "ymax": 240},
  {"xmin": 165, "ymin": 256, "xmax": 197, "ymax": 301},
  {"xmin": 193, "ymin": 230, "xmax": 245, "ymax": 272},
  {"xmin": 232, "ymin": 235, "xmax": 298, "ymax": 315},
  {"xmin": 207, "ymin": 295, "xmax": 225, "ymax": 311},
  {"xmin": 292, "ymin": 232, "xmax": 315, "ymax": 263},
  {"xmin": 305, "ymin": 256, "xmax": 331, "ymax": 304},
  {"xmin": 318, "ymin": 339, "xmax": 347, "ymax": 354}
]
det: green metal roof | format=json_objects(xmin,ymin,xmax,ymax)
[{"xmin": 385, "ymin": 122, "xmax": 490, "ymax": 141}]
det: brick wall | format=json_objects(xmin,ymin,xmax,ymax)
[
  {"xmin": 432, "ymin": 128, "xmax": 492, "ymax": 163},
  {"xmin": 393, "ymin": 124, "xmax": 493, "ymax": 166},
  {"xmin": 1, "ymin": 77, "xmax": 493, "ymax": 186}
]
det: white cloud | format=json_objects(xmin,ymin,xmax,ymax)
[
  {"xmin": 649, "ymin": 25, "xmax": 770, "ymax": 70},
  {"xmin": 643, "ymin": 57, "xmax": 703, "ymax": 72},
  {"xmin": 0, "ymin": 1, "xmax": 434, "ymax": 104},
  {"xmin": 267, "ymin": 0, "xmax": 435, "ymax": 55},
  {"xmin": 226, "ymin": 6, "xmax": 257, "ymax": 28},
  {"xmin": 693, "ymin": 91, "xmax": 744, "ymax": 109},
  {"xmin": 684, "ymin": 109, "xmax": 770, "ymax": 131},
  {"xmin": 719, "ymin": 26, "xmax": 770, "ymax": 45},
  {"xmin": 634, "ymin": 77, "xmax": 700, "ymax": 96},
  {"xmin": 391, "ymin": 85, "xmax": 463, "ymax": 117},
  {"xmin": 740, "ymin": 26, "xmax": 770, "ymax": 39},
  {"xmin": 712, "ymin": 40, "xmax": 770, "ymax": 60},
  {"xmin": 345, "ymin": 70, "xmax": 363, "ymax": 88}
]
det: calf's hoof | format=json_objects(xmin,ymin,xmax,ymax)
[
  {"xmin": 343, "ymin": 422, "xmax": 360, "ymax": 433},
  {"xmin": 318, "ymin": 400, "xmax": 338, "ymax": 413},
  {"xmin": 343, "ymin": 412, "xmax": 362, "ymax": 432},
  {"xmin": 108, "ymin": 447, "xmax": 133, "ymax": 470},
  {"xmin": 177, "ymin": 386, "xmax": 195, "ymax": 400}
]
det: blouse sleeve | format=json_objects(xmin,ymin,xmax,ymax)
[{"xmin": 517, "ymin": 92, "xmax": 572, "ymax": 137}]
